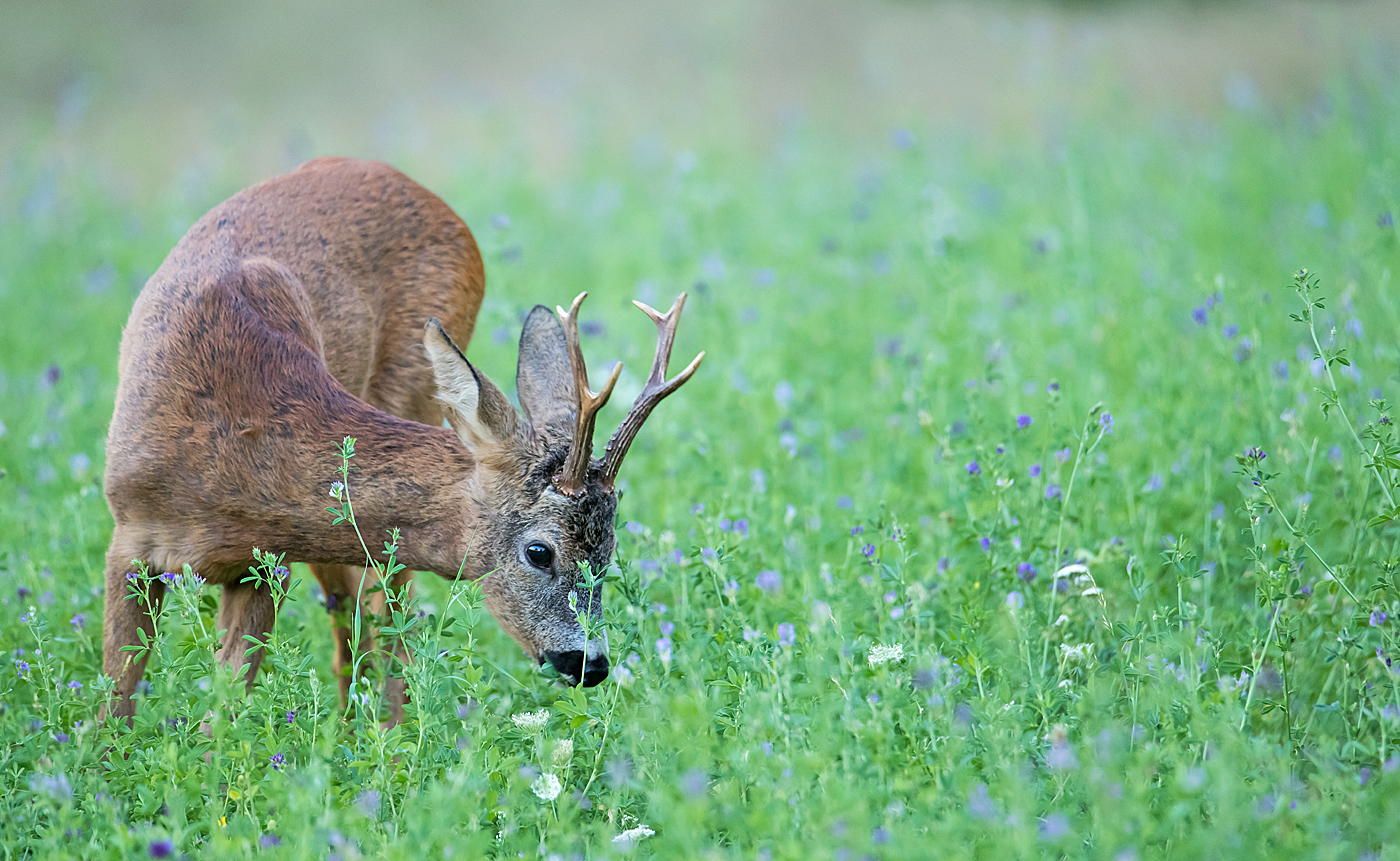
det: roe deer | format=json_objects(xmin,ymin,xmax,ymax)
[{"xmin": 102, "ymin": 157, "xmax": 703, "ymax": 719}]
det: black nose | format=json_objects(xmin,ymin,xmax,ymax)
[
  {"xmin": 582, "ymin": 653, "xmax": 609, "ymax": 687},
  {"xmin": 543, "ymin": 650, "xmax": 609, "ymax": 687}
]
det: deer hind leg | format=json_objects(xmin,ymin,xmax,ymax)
[
  {"xmin": 101, "ymin": 538, "xmax": 167, "ymax": 721},
  {"xmin": 216, "ymin": 570, "xmax": 277, "ymax": 689}
]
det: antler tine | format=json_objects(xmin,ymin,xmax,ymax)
[
  {"xmin": 600, "ymin": 293, "xmax": 705, "ymax": 486},
  {"xmin": 553, "ymin": 292, "xmax": 621, "ymax": 495}
]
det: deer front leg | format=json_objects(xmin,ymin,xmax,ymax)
[
  {"xmin": 374, "ymin": 563, "xmax": 415, "ymax": 725},
  {"xmin": 216, "ymin": 573, "xmax": 276, "ymax": 688},
  {"xmin": 100, "ymin": 543, "xmax": 166, "ymax": 721},
  {"xmin": 311, "ymin": 563, "xmax": 362, "ymax": 704}
]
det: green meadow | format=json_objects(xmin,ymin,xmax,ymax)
[{"xmin": 3, "ymin": 10, "xmax": 1400, "ymax": 858}]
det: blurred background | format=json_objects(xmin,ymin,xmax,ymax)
[{"xmin": 5, "ymin": 0, "xmax": 1400, "ymax": 195}]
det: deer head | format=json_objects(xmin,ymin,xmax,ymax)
[{"xmin": 422, "ymin": 292, "xmax": 703, "ymax": 686}]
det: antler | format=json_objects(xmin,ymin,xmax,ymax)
[
  {"xmin": 554, "ymin": 292, "xmax": 622, "ymax": 496},
  {"xmin": 600, "ymin": 293, "xmax": 705, "ymax": 486}
]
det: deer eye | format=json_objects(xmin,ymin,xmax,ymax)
[{"xmin": 524, "ymin": 543, "xmax": 555, "ymax": 570}]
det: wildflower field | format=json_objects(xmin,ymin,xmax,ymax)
[{"xmin": 4, "ymin": 25, "xmax": 1400, "ymax": 860}]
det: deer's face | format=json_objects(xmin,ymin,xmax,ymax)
[
  {"xmin": 425, "ymin": 292, "xmax": 701, "ymax": 689},
  {"xmin": 473, "ymin": 473, "xmax": 616, "ymax": 686}
]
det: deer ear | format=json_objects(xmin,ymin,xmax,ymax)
[
  {"xmin": 424, "ymin": 319, "xmax": 520, "ymax": 452},
  {"xmin": 515, "ymin": 304, "xmax": 578, "ymax": 428}
]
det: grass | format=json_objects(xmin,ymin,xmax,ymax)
[{"xmin": 2, "ymin": 68, "xmax": 1400, "ymax": 859}]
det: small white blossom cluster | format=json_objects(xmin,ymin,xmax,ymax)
[
  {"xmin": 868, "ymin": 643, "xmax": 904, "ymax": 667},
  {"xmin": 511, "ymin": 709, "xmax": 549, "ymax": 732},
  {"xmin": 611, "ymin": 825, "xmax": 655, "ymax": 849},
  {"xmin": 552, "ymin": 739, "xmax": 574, "ymax": 766},
  {"xmin": 1059, "ymin": 643, "xmax": 1092, "ymax": 663},
  {"xmin": 531, "ymin": 772, "xmax": 562, "ymax": 801}
]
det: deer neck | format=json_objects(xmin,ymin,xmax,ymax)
[{"xmin": 320, "ymin": 401, "xmax": 482, "ymax": 579}]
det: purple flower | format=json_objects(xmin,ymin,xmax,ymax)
[
  {"xmin": 777, "ymin": 623, "xmax": 796, "ymax": 647},
  {"xmin": 270, "ymin": 752, "xmax": 285, "ymax": 770},
  {"xmin": 70, "ymin": 614, "xmax": 86, "ymax": 630},
  {"xmin": 1006, "ymin": 591, "xmax": 1025, "ymax": 609},
  {"xmin": 1029, "ymin": 462, "xmax": 1042, "ymax": 478},
  {"xmin": 1047, "ymin": 741, "xmax": 1078, "ymax": 771},
  {"xmin": 1372, "ymin": 609, "xmax": 1388, "ymax": 627},
  {"xmin": 659, "ymin": 621, "xmax": 675, "ymax": 637},
  {"xmin": 966, "ymin": 461, "xmax": 981, "ymax": 476},
  {"xmin": 1099, "ymin": 413, "xmax": 1114, "ymax": 435},
  {"xmin": 1046, "ymin": 484, "xmax": 1063, "ymax": 501},
  {"xmin": 16, "ymin": 661, "xmax": 30, "ymax": 679},
  {"xmin": 286, "ymin": 710, "xmax": 297, "ymax": 725},
  {"xmin": 656, "ymin": 637, "xmax": 673, "ymax": 663},
  {"xmin": 872, "ymin": 827, "xmax": 890, "ymax": 844},
  {"xmin": 937, "ymin": 557, "xmax": 950, "ymax": 574},
  {"xmin": 861, "ymin": 543, "xmax": 876, "ymax": 559},
  {"xmin": 1243, "ymin": 446, "xmax": 1267, "ymax": 462},
  {"xmin": 1017, "ymin": 414, "xmax": 1033, "ymax": 429},
  {"xmin": 1192, "ymin": 306, "xmax": 1208, "ymax": 325},
  {"xmin": 670, "ymin": 549, "xmax": 685, "ymax": 565},
  {"xmin": 701, "ymin": 548, "xmax": 718, "ymax": 564},
  {"xmin": 1346, "ymin": 318, "xmax": 1363, "ymax": 339},
  {"xmin": 979, "ymin": 537, "xmax": 992, "ymax": 552},
  {"xmin": 1055, "ymin": 447, "xmax": 1072, "ymax": 464},
  {"xmin": 719, "ymin": 518, "xmax": 732, "ymax": 531},
  {"xmin": 1272, "ymin": 361, "xmax": 1289, "ymax": 380},
  {"xmin": 836, "ymin": 495, "xmax": 854, "ymax": 510},
  {"xmin": 17, "ymin": 586, "xmax": 31, "ymax": 599},
  {"xmin": 260, "ymin": 835, "xmax": 282, "ymax": 848},
  {"xmin": 968, "ymin": 784, "xmax": 997, "ymax": 820},
  {"xmin": 1017, "ymin": 563, "xmax": 1037, "ymax": 583},
  {"xmin": 1046, "ymin": 382, "xmax": 1059, "ymax": 394},
  {"xmin": 625, "ymin": 520, "xmax": 645, "ymax": 535},
  {"xmin": 1038, "ymin": 813, "xmax": 1071, "ymax": 841},
  {"xmin": 733, "ymin": 519, "xmax": 749, "ymax": 535},
  {"xmin": 690, "ymin": 503, "xmax": 705, "ymax": 515},
  {"xmin": 996, "ymin": 444, "xmax": 1005, "ymax": 455},
  {"xmin": 67, "ymin": 680, "xmax": 81, "ymax": 691},
  {"xmin": 1223, "ymin": 324, "xmax": 1238, "ymax": 339},
  {"xmin": 149, "ymin": 840, "xmax": 174, "ymax": 859},
  {"xmin": 851, "ymin": 526, "xmax": 864, "ymax": 536},
  {"xmin": 1142, "ymin": 473, "xmax": 1163, "ymax": 493},
  {"xmin": 755, "ymin": 570, "xmax": 782, "ymax": 592}
]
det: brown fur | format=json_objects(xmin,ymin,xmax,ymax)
[{"xmin": 102, "ymin": 158, "xmax": 641, "ymax": 720}]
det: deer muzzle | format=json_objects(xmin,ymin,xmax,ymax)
[{"xmin": 544, "ymin": 636, "xmax": 610, "ymax": 687}]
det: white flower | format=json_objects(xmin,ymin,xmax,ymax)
[
  {"xmin": 612, "ymin": 826, "xmax": 655, "ymax": 849},
  {"xmin": 1054, "ymin": 563, "xmax": 1090, "ymax": 579},
  {"xmin": 1059, "ymin": 643, "xmax": 1092, "ymax": 663},
  {"xmin": 868, "ymin": 643, "xmax": 905, "ymax": 667},
  {"xmin": 511, "ymin": 709, "xmax": 549, "ymax": 732},
  {"xmin": 552, "ymin": 739, "xmax": 574, "ymax": 766},
  {"xmin": 1080, "ymin": 587, "xmax": 1103, "ymax": 597},
  {"xmin": 531, "ymin": 772, "xmax": 562, "ymax": 801},
  {"xmin": 1057, "ymin": 678, "xmax": 1073, "ymax": 689},
  {"xmin": 1053, "ymin": 614, "xmax": 1069, "ymax": 627}
]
